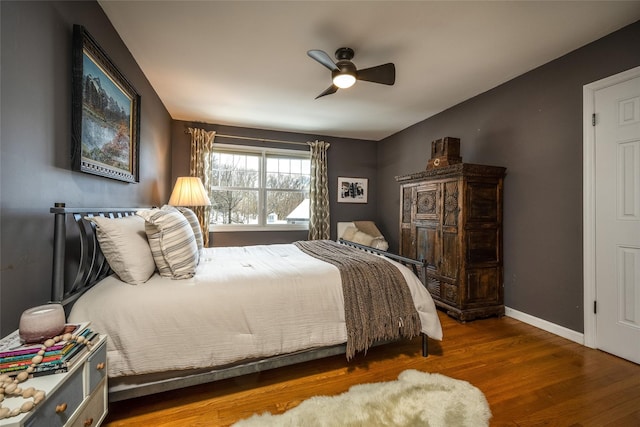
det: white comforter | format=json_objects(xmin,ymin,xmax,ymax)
[{"xmin": 69, "ymin": 244, "xmax": 442, "ymax": 378}]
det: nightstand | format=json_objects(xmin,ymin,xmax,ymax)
[{"xmin": 0, "ymin": 334, "xmax": 107, "ymax": 427}]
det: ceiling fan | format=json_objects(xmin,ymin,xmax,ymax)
[{"xmin": 307, "ymin": 47, "xmax": 396, "ymax": 99}]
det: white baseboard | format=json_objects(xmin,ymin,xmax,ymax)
[{"xmin": 504, "ymin": 307, "xmax": 584, "ymax": 345}]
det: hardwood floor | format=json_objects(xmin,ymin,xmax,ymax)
[{"xmin": 103, "ymin": 312, "xmax": 640, "ymax": 426}]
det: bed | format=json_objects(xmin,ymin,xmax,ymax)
[{"xmin": 50, "ymin": 203, "xmax": 442, "ymax": 402}]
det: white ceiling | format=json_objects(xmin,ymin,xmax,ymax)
[{"xmin": 98, "ymin": 1, "xmax": 640, "ymax": 141}]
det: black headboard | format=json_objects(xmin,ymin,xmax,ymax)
[{"xmin": 50, "ymin": 202, "xmax": 140, "ymax": 307}]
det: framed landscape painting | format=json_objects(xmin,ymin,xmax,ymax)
[
  {"xmin": 337, "ymin": 177, "xmax": 368, "ymax": 203},
  {"xmin": 71, "ymin": 25, "xmax": 140, "ymax": 183}
]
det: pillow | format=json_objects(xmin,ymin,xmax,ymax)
[
  {"xmin": 160, "ymin": 204, "xmax": 179, "ymax": 213},
  {"xmin": 136, "ymin": 209, "xmax": 199, "ymax": 279},
  {"xmin": 351, "ymin": 230, "xmax": 376, "ymax": 246},
  {"xmin": 176, "ymin": 207, "xmax": 204, "ymax": 251},
  {"xmin": 86, "ymin": 215, "xmax": 155, "ymax": 285},
  {"xmin": 370, "ymin": 237, "xmax": 389, "ymax": 251},
  {"xmin": 353, "ymin": 220, "xmax": 383, "ymax": 238},
  {"xmin": 341, "ymin": 226, "xmax": 359, "ymax": 242}
]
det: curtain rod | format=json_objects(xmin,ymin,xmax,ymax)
[{"xmin": 215, "ymin": 133, "xmax": 309, "ymax": 147}]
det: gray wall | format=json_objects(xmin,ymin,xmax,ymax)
[
  {"xmin": 377, "ymin": 20, "xmax": 640, "ymax": 333},
  {"xmin": 171, "ymin": 121, "xmax": 379, "ymax": 246},
  {"xmin": 0, "ymin": 1, "xmax": 173, "ymax": 335}
]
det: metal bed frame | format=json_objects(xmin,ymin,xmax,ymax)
[{"xmin": 50, "ymin": 203, "xmax": 430, "ymax": 402}]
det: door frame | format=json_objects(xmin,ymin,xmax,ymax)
[{"xmin": 582, "ymin": 65, "xmax": 640, "ymax": 349}]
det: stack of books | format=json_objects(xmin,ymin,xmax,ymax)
[{"xmin": 0, "ymin": 322, "xmax": 97, "ymax": 377}]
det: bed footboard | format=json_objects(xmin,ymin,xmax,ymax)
[
  {"xmin": 338, "ymin": 238, "xmax": 429, "ymax": 357},
  {"xmin": 338, "ymin": 238, "xmax": 428, "ymax": 282}
]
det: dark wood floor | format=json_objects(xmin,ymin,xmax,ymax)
[{"xmin": 103, "ymin": 312, "xmax": 640, "ymax": 426}]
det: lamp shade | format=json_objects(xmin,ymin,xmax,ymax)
[{"xmin": 168, "ymin": 177, "xmax": 211, "ymax": 206}]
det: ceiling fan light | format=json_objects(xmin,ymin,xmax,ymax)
[{"xmin": 333, "ymin": 73, "xmax": 356, "ymax": 89}]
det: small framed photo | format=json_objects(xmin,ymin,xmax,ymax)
[
  {"xmin": 338, "ymin": 177, "xmax": 368, "ymax": 203},
  {"xmin": 71, "ymin": 25, "xmax": 140, "ymax": 183}
]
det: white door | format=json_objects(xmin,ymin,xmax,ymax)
[{"xmin": 594, "ymin": 74, "xmax": 640, "ymax": 364}]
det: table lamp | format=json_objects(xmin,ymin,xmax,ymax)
[{"xmin": 168, "ymin": 177, "xmax": 211, "ymax": 207}]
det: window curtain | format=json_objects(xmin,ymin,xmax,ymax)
[
  {"xmin": 307, "ymin": 140, "xmax": 330, "ymax": 240},
  {"xmin": 186, "ymin": 127, "xmax": 216, "ymax": 247}
]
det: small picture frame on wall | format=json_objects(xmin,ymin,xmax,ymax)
[
  {"xmin": 71, "ymin": 24, "xmax": 140, "ymax": 183},
  {"xmin": 337, "ymin": 177, "xmax": 368, "ymax": 203}
]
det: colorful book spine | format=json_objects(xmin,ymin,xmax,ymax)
[
  {"xmin": 0, "ymin": 343, "xmax": 66, "ymax": 359},
  {"xmin": 60, "ymin": 330, "xmax": 98, "ymax": 366},
  {"xmin": 0, "ymin": 325, "xmax": 95, "ymax": 377},
  {"xmin": 29, "ymin": 366, "xmax": 69, "ymax": 377},
  {"xmin": 0, "ymin": 357, "xmax": 67, "ymax": 373},
  {"xmin": 0, "ymin": 322, "xmax": 90, "ymax": 358},
  {"xmin": 0, "ymin": 344, "xmax": 73, "ymax": 363},
  {"xmin": 0, "ymin": 354, "xmax": 63, "ymax": 369}
]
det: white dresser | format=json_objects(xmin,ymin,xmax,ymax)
[{"xmin": 0, "ymin": 334, "xmax": 107, "ymax": 427}]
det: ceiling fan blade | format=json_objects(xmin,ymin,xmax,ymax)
[
  {"xmin": 357, "ymin": 63, "xmax": 396, "ymax": 85},
  {"xmin": 307, "ymin": 49, "xmax": 339, "ymax": 71},
  {"xmin": 315, "ymin": 84, "xmax": 339, "ymax": 99}
]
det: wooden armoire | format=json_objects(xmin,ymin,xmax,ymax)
[{"xmin": 396, "ymin": 163, "xmax": 506, "ymax": 321}]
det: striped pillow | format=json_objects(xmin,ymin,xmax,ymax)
[
  {"xmin": 160, "ymin": 205, "xmax": 201, "ymax": 264},
  {"xmin": 176, "ymin": 207, "xmax": 204, "ymax": 251},
  {"xmin": 137, "ymin": 209, "xmax": 198, "ymax": 279}
]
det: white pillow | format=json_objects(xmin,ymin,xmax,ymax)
[
  {"xmin": 86, "ymin": 215, "xmax": 155, "ymax": 285},
  {"xmin": 341, "ymin": 226, "xmax": 359, "ymax": 242},
  {"xmin": 370, "ymin": 237, "xmax": 389, "ymax": 251},
  {"xmin": 136, "ymin": 209, "xmax": 199, "ymax": 279}
]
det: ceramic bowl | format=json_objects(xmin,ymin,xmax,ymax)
[{"xmin": 19, "ymin": 304, "xmax": 66, "ymax": 343}]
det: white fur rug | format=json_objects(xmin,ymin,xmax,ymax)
[{"xmin": 233, "ymin": 369, "xmax": 491, "ymax": 427}]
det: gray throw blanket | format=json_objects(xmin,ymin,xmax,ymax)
[{"xmin": 294, "ymin": 240, "xmax": 422, "ymax": 360}]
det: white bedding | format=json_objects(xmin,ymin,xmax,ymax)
[{"xmin": 69, "ymin": 244, "xmax": 442, "ymax": 378}]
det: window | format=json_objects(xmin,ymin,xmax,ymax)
[{"xmin": 209, "ymin": 144, "xmax": 310, "ymax": 230}]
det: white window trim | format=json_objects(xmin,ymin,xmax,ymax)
[
  {"xmin": 212, "ymin": 223, "xmax": 309, "ymax": 232},
  {"xmin": 210, "ymin": 143, "xmax": 310, "ymax": 232}
]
